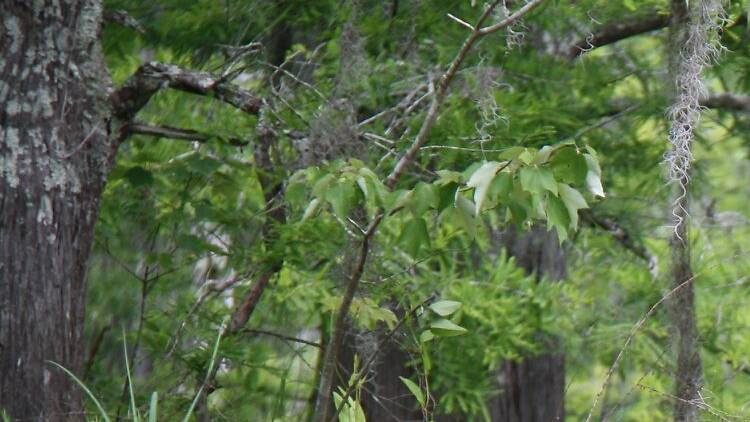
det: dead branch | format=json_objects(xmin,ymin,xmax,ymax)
[
  {"xmin": 568, "ymin": 14, "xmax": 670, "ymax": 59},
  {"xmin": 125, "ymin": 122, "xmax": 249, "ymax": 146},
  {"xmin": 111, "ymin": 62, "xmax": 264, "ymax": 122}
]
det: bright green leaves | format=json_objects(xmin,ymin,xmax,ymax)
[
  {"xmin": 420, "ymin": 299, "xmax": 468, "ymax": 342},
  {"xmin": 429, "ymin": 300, "xmax": 462, "ymax": 316},
  {"xmin": 466, "ymin": 161, "xmax": 505, "ymax": 215},
  {"xmin": 545, "ymin": 195, "xmax": 571, "ymax": 241},
  {"xmin": 430, "ymin": 319, "xmax": 469, "ymax": 337},
  {"xmin": 584, "ymin": 151, "xmax": 605, "ymax": 197},
  {"xmin": 519, "ymin": 166, "xmax": 558, "ymax": 196},
  {"xmin": 290, "ymin": 144, "xmax": 603, "ymax": 249},
  {"xmin": 558, "ymin": 183, "xmax": 588, "ymax": 230},
  {"xmin": 456, "ymin": 145, "xmax": 602, "ymax": 242},
  {"xmin": 399, "ymin": 377, "xmax": 426, "ymax": 408},
  {"xmin": 292, "ymin": 161, "xmax": 389, "ymax": 221},
  {"xmin": 398, "ymin": 217, "xmax": 430, "ymax": 257}
]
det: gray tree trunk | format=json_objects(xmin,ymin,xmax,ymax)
[
  {"xmin": 488, "ymin": 225, "xmax": 566, "ymax": 422},
  {"xmin": 337, "ymin": 320, "xmax": 422, "ymax": 421},
  {"xmin": 0, "ymin": 2, "xmax": 115, "ymax": 420}
]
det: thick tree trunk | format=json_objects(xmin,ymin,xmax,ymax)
[
  {"xmin": 337, "ymin": 320, "xmax": 422, "ymax": 421},
  {"xmin": 0, "ymin": 2, "xmax": 115, "ymax": 420},
  {"xmin": 488, "ymin": 225, "xmax": 566, "ymax": 422}
]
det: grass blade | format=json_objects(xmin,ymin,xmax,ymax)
[
  {"xmin": 182, "ymin": 317, "xmax": 228, "ymax": 422},
  {"xmin": 47, "ymin": 361, "xmax": 111, "ymax": 422},
  {"xmin": 122, "ymin": 331, "xmax": 140, "ymax": 422}
]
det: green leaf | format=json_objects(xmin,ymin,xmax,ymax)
[
  {"xmin": 545, "ymin": 194, "xmax": 570, "ymax": 242},
  {"xmin": 399, "ymin": 377, "xmax": 426, "ymax": 407},
  {"xmin": 312, "ymin": 173, "xmax": 335, "ymax": 198},
  {"xmin": 47, "ymin": 361, "xmax": 111, "ymax": 422},
  {"xmin": 550, "ymin": 147, "xmax": 587, "ymax": 185},
  {"xmin": 430, "ymin": 318, "xmax": 468, "ymax": 336},
  {"xmin": 435, "ymin": 170, "xmax": 465, "ymax": 185},
  {"xmin": 358, "ymin": 167, "xmax": 387, "ymax": 206},
  {"xmin": 420, "ymin": 330, "xmax": 435, "ymax": 343},
  {"xmin": 333, "ymin": 389, "xmax": 366, "ymax": 422},
  {"xmin": 429, "ymin": 300, "xmax": 462, "ymax": 317},
  {"xmin": 148, "ymin": 392, "xmax": 158, "ymax": 422},
  {"xmin": 489, "ymin": 172, "xmax": 513, "ymax": 200},
  {"xmin": 518, "ymin": 148, "xmax": 535, "ymax": 164},
  {"xmin": 326, "ymin": 180, "xmax": 358, "ymax": 218},
  {"xmin": 386, "ymin": 189, "xmax": 413, "ymax": 213},
  {"xmin": 519, "ymin": 167, "xmax": 558, "ymax": 196},
  {"xmin": 584, "ymin": 153, "xmax": 605, "ymax": 197},
  {"xmin": 123, "ymin": 332, "xmax": 140, "ymax": 422},
  {"xmin": 454, "ymin": 193, "xmax": 477, "ymax": 238},
  {"xmin": 466, "ymin": 161, "xmax": 504, "ymax": 216},
  {"xmin": 411, "ymin": 182, "xmax": 438, "ymax": 216},
  {"xmin": 398, "ymin": 217, "xmax": 430, "ymax": 256},
  {"xmin": 123, "ymin": 166, "xmax": 154, "ymax": 188},
  {"xmin": 558, "ymin": 183, "xmax": 588, "ymax": 229},
  {"xmin": 302, "ymin": 198, "xmax": 321, "ymax": 221}
]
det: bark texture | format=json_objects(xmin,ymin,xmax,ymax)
[
  {"xmin": 0, "ymin": 1, "xmax": 115, "ymax": 420},
  {"xmin": 337, "ymin": 319, "xmax": 422, "ymax": 421},
  {"xmin": 488, "ymin": 225, "xmax": 566, "ymax": 422}
]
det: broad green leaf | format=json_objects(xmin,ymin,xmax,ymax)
[
  {"xmin": 550, "ymin": 147, "xmax": 587, "ymax": 185},
  {"xmin": 411, "ymin": 182, "xmax": 438, "ymax": 216},
  {"xmin": 399, "ymin": 377, "xmax": 426, "ymax": 407},
  {"xmin": 312, "ymin": 173, "xmax": 335, "ymax": 197},
  {"xmin": 386, "ymin": 189, "xmax": 413, "ymax": 212},
  {"xmin": 435, "ymin": 170, "xmax": 465, "ymax": 185},
  {"xmin": 519, "ymin": 167, "xmax": 558, "ymax": 196},
  {"xmin": 420, "ymin": 330, "xmax": 435, "ymax": 343},
  {"xmin": 302, "ymin": 198, "xmax": 321, "ymax": 221},
  {"xmin": 558, "ymin": 183, "xmax": 588, "ymax": 229},
  {"xmin": 123, "ymin": 166, "xmax": 154, "ymax": 188},
  {"xmin": 356, "ymin": 176, "xmax": 369, "ymax": 199},
  {"xmin": 518, "ymin": 148, "xmax": 535, "ymax": 164},
  {"xmin": 545, "ymin": 194, "xmax": 570, "ymax": 243},
  {"xmin": 333, "ymin": 389, "xmax": 366, "ymax": 422},
  {"xmin": 454, "ymin": 193, "xmax": 477, "ymax": 238},
  {"xmin": 430, "ymin": 318, "xmax": 468, "ymax": 336},
  {"xmin": 358, "ymin": 167, "xmax": 387, "ymax": 206},
  {"xmin": 429, "ymin": 300, "xmax": 462, "ymax": 316},
  {"xmin": 498, "ymin": 146, "xmax": 525, "ymax": 160},
  {"xmin": 584, "ymin": 154, "xmax": 605, "ymax": 197},
  {"xmin": 326, "ymin": 180, "xmax": 358, "ymax": 218},
  {"xmin": 398, "ymin": 217, "xmax": 430, "ymax": 257},
  {"xmin": 489, "ymin": 171, "xmax": 513, "ymax": 200},
  {"xmin": 466, "ymin": 161, "xmax": 504, "ymax": 216}
]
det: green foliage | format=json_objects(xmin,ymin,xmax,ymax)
[{"xmin": 83, "ymin": 0, "xmax": 750, "ymax": 420}]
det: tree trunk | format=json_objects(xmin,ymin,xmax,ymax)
[
  {"xmin": 337, "ymin": 320, "xmax": 422, "ymax": 421},
  {"xmin": 488, "ymin": 225, "xmax": 566, "ymax": 422},
  {"xmin": 0, "ymin": 2, "xmax": 115, "ymax": 420}
]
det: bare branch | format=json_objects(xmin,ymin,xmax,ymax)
[
  {"xmin": 241, "ymin": 329, "xmax": 321, "ymax": 348},
  {"xmin": 447, "ymin": 13, "xmax": 474, "ymax": 31},
  {"xmin": 384, "ymin": 0, "xmax": 545, "ymax": 189},
  {"xmin": 567, "ymin": 14, "xmax": 670, "ymax": 59},
  {"xmin": 477, "ymin": 0, "xmax": 545, "ymax": 35},
  {"xmin": 111, "ymin": 62, "xmax": 264, "ymax": 121},
  {"xmin": 581, "ymin": 210, "xmax": 658, "ymax": 277},
  {"xmin": 103, "ymin": 9, "xmax": 145, "ymax": 34},
  {"xmin": 125, "ymin": 122, "xmax": 249, "ymax": 146},
  {"xmin": 701, "ymin": 93, "xmax": 750, "ymax": 112}
]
